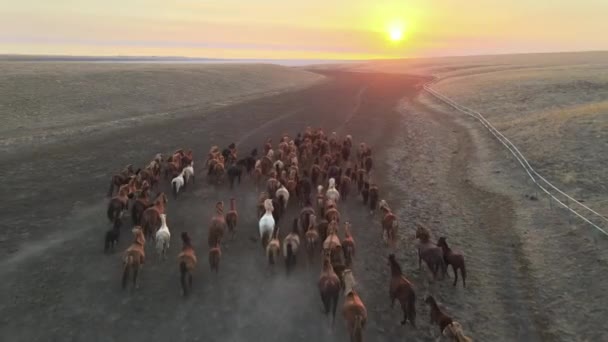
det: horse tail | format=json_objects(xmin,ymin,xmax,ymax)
[
  {"xmin": 353, "ymin": 315, "xmax": 363, "ymax": 342},
  {"xmin": 180, "ymin": 261, "xmax": 189, "ymax": 296},
  {"xmin": 285, "ymin": 243, "xmax": 294, "ymax": 274},
  {"xmin": 122, "ymin": 255, "xmax": 132, "ymax": 289},
  {"xmin": 172, "ymin": 181, "xmax": 178, "ymax": 198}
]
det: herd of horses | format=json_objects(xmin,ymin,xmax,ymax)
[{"xmin": 105, "ymin": 128, "xmax": 472, "ymax": 342}]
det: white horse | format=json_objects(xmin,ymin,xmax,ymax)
[
  {"xmin": 258, "ymin": 199, "xmax": 275, "ymax": 249},
  {"xmin": 155, "ymin": 214, "xmax": 171, "ymax": 260},
  {"xmin": 182, "ymin": 162, "xmax": 194, "ymax": 185},
  {"xmin": 326, "ymin": 178, "xmax": 340, "ymax": 203},
  {"xmin": 276, "ymin": 184, "xmax": 290, "ymax": 209},
  {"xmin": 171, "ymin": 171, "xmax": 185, "ymax": 198}
]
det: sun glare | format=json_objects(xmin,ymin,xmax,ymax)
[{"xmin": 387, "ymin": 21, "xmax": 406, "ymax": 42}]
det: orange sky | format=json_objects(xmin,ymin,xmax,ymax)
[{"xmin": 2, "ymin": 0, "xmax": 607, "ymax": 59}]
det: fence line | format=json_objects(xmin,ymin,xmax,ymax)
[{"xmin": 422, "ymin": 79, "xmax": 608, "ymax": 237}]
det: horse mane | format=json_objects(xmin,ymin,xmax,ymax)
[
  {"xmin": 437, "ymin": 237, "xmax": 449, "ymax": 249},
  {"xmin": 132, "ymin": 227, "xmax": 145, "ymax": 245}
]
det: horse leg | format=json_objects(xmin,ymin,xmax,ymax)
[
  {"xmin": 331, "ymin": 292, "xmax": 338, "ymax": 329},
  {"xmin": 452, "ymin": 264, "xmax": 458, "ymax": 287},
  {"xmin": 400, "ymin": 302, "xmax": 408, "ymax": 325}
]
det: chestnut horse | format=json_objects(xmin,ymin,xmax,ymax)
[
  {"xmin": 318, "ymin": 255, "xmax": 341, "ymax": 329},
  {"xmin": 388, "ymin": 254, "xmax": 416, "ymax": 326},
  {"xmin": 209, "ymin": 241, "xmax": 221, "ymax": 274},
  {"xmin": 437, "ymin": 237, "xmax": 467, "ymax": 288},
  {"xmin": 122, "ymin": 227, "xmax": 146, "ymax": 290},
  {"xmin": 208, "ymin": 201, "xmax": 226, "ymax": 247},
  {"xmin": 425, "ymin": 295, "xmax": 472, "ymax": 341},
  {"xmin": 342, "ymin": 269, "xmax": 367, "ymax": 342},
  {"xmin": 225, "ymin": 198, "xmax": 238, "ymax": 240},
  {"xmin": 178, "ymin": 232, "xmax": 197, "ymax": 297},
  {"xmin": 379, "ymin": 201, "xmax": 398, "ymax": 247},
  {"xmin": 140, "ymin": 192, "xmax": 168, "ymax": 240},
  {"xmin": 266, "ymin": 225, "xmax": 281, "ymax": 267},
  {"xmin": 131, "ymin": 182, "xmax": 151, "ymax": 226}
]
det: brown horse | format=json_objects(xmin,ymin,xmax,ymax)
[
  {"xmin": 108, "ymin": 164, "xmax": 135, "ymax": 197},
  {"xmin": 342, "ymin": 222, "xmax": 356, "ymax": 267},
  {"xmin": 131, "ymin": 181, "xmax": 151, "ymax": 225},
  {"xmin": 208, "ymin": 201, "xmax": 226, "ymax": 247},
  {"xmin": 298, "ymin": 204, "xmax": 315, "ymax": 236},
  {"xmin": 178, "ymin": 232, "xmax": 197, "ymax": 297},
  {"xmin": 379, "ymin": 201, "xmax": 398, "ymax": 247},
  {"xmin": 342, "ymin": 269, "xmax": 367, "ymax": 342},
  {"xmin": 415, "ymin": 225, "xmax": 446, "ymax": 281},
  {"xmin": 437, "ymin": 237, "xmax": 467, "ymax": 288},
  {"xmin": 388, "ymin": 254, "xmax": 417, "ymax": 326},
  {"xmin": 140, "ymin": 192, "xmax": 168, "ymax": 240},
  {"xmin": 305, "ymin": 214, "xmax": 320, "ymax": 267},
  {"xmin": 283, "ymin": 219, "xmax": 301, "ymax": 275},
  {"xmin": 266, "ymin": 225, "xmax": 281, "ymax": 267},
  {"xmin": 122, "ymin": 227, "xmax": 146, "ymax": 290},
  {"xmin": 225, "ymin": 198, "xmax": 238, "ymax": 240},
  {"xmin": 208, "ymin": 241, "xmax": 221, "ymax": 274},
  {"xmin": 318, "ymin": 256, "xmax": 341, "ymax": 329},
  {"xmin": 324, "ymin": 200, "xmax": 340, "ymax": 223},
  {"xmin": 425, "ymin": 295, "xmax": 472, "ymax": 341},
  {"xmin": 107, "ymin": 184, "xmax": 130, "ymax": 222}
]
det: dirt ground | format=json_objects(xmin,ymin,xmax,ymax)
[{"xmin": 2, "ymin": 69, "xmax": 605, "ymax": 341}]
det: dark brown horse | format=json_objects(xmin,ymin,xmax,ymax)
[
  {"xmin": 342, "ymin": 222, "xmax": 356, "ymax": 267},
  {"xmin": 388, "ymin": 254, "xmax": 416, "ymax": 326},
  {"xmin": 415, "ymin": 226, "xmax": 446, "ymax": 281},
  {"xmin": 368, "ymin": 184, "xmax": 379, "ymax": 214},
  {"xmin": 437, "ymin": 237, "xmax": 467, "ymax": 288},
  {"xmin": 178, "ymin": 232, "xmax": 197, "ymax": 297},
  {"xmin": 108, "ymin": 164, "xmax": 135, "ymax": 197},
  {"xmin": 130, "ymin": 182, "xmax": 151, "ymax": 225},
  {"xmin": 107, "ymin": 184, "xmax": 130, "ymax": 222},
  {"xmin": 318, "ymin": 256, "xmax": 341, "ymax": 329},
  {"xmin": 425, "ymin": 295, "xmax": 472, "ymax": 341}
]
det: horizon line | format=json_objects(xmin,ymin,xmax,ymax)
[{"xmin": 2, "ymin": 49, "xmax": 608, "ymax": 63}]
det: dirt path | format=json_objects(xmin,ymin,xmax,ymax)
[{"xmin": 0, "ymin": 71, "xmax": 430, "ymax": 342}]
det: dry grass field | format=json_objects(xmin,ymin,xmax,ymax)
[
  {"xmin": 357, "ymin": 51, "xmax": 608, "ymax": 213},
  {"xmin": 0, "ymin": 63, "xmax": 324, "ymax": 153}
]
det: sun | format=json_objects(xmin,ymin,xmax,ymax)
[
  {"xmin": 389, "ymin": 27, "xmax": 404, "ymax": 42},
  {"xmin": 387, "ymin": 20, "xmax": 407, "ymax": 42}
]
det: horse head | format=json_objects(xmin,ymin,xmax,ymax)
[
  {"xmin": 437, "ymin": 237, "xmax": 447, "ymax": 248},
  {"xmin": 132, "ymin": 226, "xmax": 145, "ymax": 245}
]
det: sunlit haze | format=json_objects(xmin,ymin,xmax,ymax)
[{"xmin": 2, "ymin": 0, "xmax": 607, "ymax": 60}]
